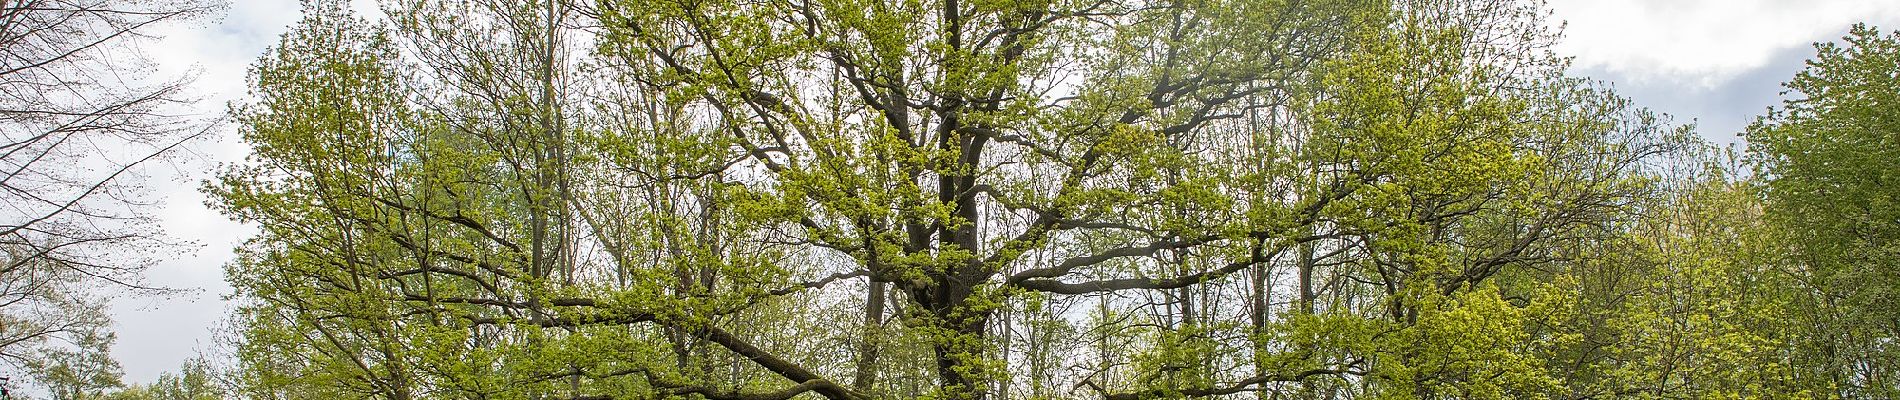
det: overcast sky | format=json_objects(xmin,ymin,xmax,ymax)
[{"xmin": 109, "ymin": 0, "xmax": 1900, "ymax": 384}]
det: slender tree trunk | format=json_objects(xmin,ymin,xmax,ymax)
[
  {"xmin": 1298, "ymin": 239, "xmax": 1316, "ymax": 315},
  {"xmin": 1250, "ymin": 260, "xmax": 1273, "ymax": 400}
]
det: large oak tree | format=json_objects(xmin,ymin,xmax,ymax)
[{"xmin": 212, "ymin": 0, "xmax": 1826, "ymax": 399}]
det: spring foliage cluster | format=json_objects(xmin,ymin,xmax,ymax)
[{"xmin": 193, "ymin": 0, "xmax": 1900, "ymax": 399}]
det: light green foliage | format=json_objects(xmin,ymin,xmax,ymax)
[
  {"xmin": 100, "ymin": 358, "xmax": 227, "ymax": 400},
  {"xmin": 204, "ymin": 0, "xmax": 1873, "ymax": 399},
  {"xmin": 1524, "ymin": 145, "xmax": 1823, "ymax": 399},
  {"xmin": 6, "ymin": 333, "xmax": 227, "ymax": 400},
  {"xmin": 27, "ymin": 331, "xmax": 124, "ymax": 400}
]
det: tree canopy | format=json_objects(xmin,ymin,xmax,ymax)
[
  {"xmin": 1746, "ymin": 23, "xmax": 1900, "ymax": 399},
  {"xmin": 174, "ymin": 1, "xmax": 1900, "ymax": 399}
]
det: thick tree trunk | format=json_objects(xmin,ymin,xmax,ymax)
[
  {"xmin": 931, "ymin": 307, "xmax": 993, "ymax": 400},
  {"xmin": 852, "ymin": 279, "xmax": 887, "ymax": 390}
]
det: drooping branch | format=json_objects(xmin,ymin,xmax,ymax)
[
  {"xmin": 1093, "ymin": 361, "xmax": 1364, "ymax": 400},
  {"xmin": 697, "ymin": 325, "xmax": 864, "ymax": 400}
]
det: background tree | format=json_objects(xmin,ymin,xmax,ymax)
[
  {"xmin": 1746, "ymin": 23, "xmax": 1900, "ymax": 398},
  {"xmin": 25, "ymin": 331, "xmax": 122, "ymax": 400},
  {"xmin": 0, "ymin": 0, "xmax": 222, "ymax": 393},
  {"xmin": 103, "ymin": 357, "xmax": 227, "ymax": 400}
]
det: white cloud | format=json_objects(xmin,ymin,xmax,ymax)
[
  {"xmin": 109, "ymin": 0, "xmax": 300, "ymax": 385},
  {"xmin": 1548, "ymin": 0, "xmax": 1900, "ymax": 87}
]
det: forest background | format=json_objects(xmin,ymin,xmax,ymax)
[{"xmin": 3, "ymin": 0, "xmax": 1900, "ymax": 399}]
